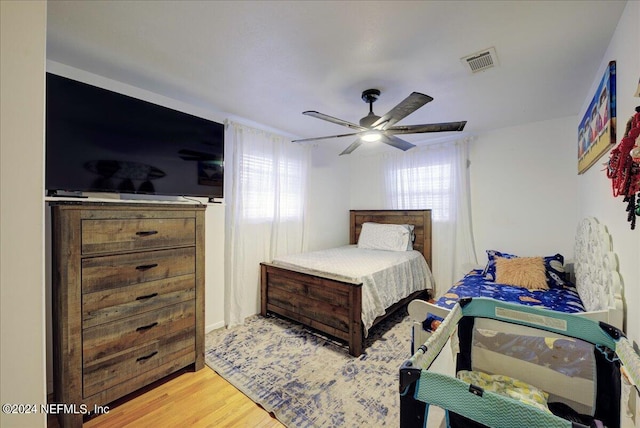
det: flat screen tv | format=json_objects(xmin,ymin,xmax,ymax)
[{"xmin": 45, "ymin": 72, "xmax": 224, "ymax": 200}]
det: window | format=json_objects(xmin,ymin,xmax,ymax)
[
  {"xmin": 240, "ymin": 153, "xmax": 305, "ymax": 221},
  {"xmin": 224, "ymin": 121, "xmax": 309, "ymax": 327},
  {"xmin": 393, "ymin": 163, "xmax": 452, "ymax": 222},
  {"xmin": 383, "ymin": 140, "xmax": 477, "ymax": 295}
]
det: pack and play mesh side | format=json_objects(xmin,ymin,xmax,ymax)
[{"xmin": 400, "ymin": 298, "xmax": 638, "ymax": 428}]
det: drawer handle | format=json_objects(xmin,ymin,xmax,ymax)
[
  {"xmin": 135, "ymin": 263, "xmax": 158, "ymax": 271},
  {"xmin": 135, "ymin": 230, "xmax": 158, "ymax": 237},
  {"xmin": 136, "ymin": 322, "xmax": 158, "ymax": 332},
  {"xmin": 136, "ymin": 292, "xmax": 159, "ymax": 301},
  {"xmin": 136, "ymin": 351, "xmax": 158, "ymax": 362}
]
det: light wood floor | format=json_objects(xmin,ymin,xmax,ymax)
[{"xmin": 48, "ymin": 367, "xmax": 284, "ymax": 428}]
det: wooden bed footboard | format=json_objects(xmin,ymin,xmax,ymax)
[
  {"xmin": 261, "ymin": 262, "xmax": 428, "ymax": 356},
  {"xmin": 260, "ymin": 262, "xmax": 365, "ymax": 356}
]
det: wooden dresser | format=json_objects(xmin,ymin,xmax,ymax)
[{"xmin": 50, "ymin": 202, "xmax": 205, "ymax": 427}]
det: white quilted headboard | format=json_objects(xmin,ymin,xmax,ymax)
[{"xmin": 574, "ymin": 218, "xmax": 623, "ymax": 324}]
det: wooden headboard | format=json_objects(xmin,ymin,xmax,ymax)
[{"xmin": 349, "ymin": 209, "xmax": 432, "ymax": 269}]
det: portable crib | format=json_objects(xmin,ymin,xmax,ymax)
[{"xmin": 399, "ymin": 298, "xmax": 640, "ymax": 428}]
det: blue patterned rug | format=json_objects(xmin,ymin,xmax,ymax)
[{"xmin": 205, "ymin": 310, "xmax": 412, "ymax": 427}]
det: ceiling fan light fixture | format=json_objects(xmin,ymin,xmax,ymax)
[
  {"xmin": 361, "ymin": 131, "xmax": 382, "ymax": 142},
  {"xmin": 297, "ymin": 89, "xmax": 466, "ymax": 155}
]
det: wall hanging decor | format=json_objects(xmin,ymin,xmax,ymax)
[
  {"xmin": 606, "ymin": 105, "xmax": 640, "ymax": 230},
  {"xmin": 578, "ymin": 61, "xmax": 616, "ymax": 174}
]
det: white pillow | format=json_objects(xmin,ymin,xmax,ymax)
[{"xmin": 357, "ymin": 222, "xmax": 411, "ymax": 252}]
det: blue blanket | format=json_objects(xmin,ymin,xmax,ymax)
[{"xmin": 435, "ymin": 269, "xmax": 586, "ymax": 313}]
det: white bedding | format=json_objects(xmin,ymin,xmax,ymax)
[{"xmin": 272, "ymin": 245, "xmax": 434, "ymax": 335}]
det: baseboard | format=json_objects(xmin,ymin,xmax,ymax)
[{"xmin": 206, "ymin": 320, "xmax": 225, "ymax": 333}]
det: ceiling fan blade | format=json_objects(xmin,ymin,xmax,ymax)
[
  {"xmin": 380, "ymin": 134, "xmax": 416, "ymax": 151},
  {"xmin": 303, "ymin": 111, "xmax": 367, "ymax": 131},
  {"xmin": 339, "ymin": 139, "xmax": 363, "ymax": 156},
  {"xmin": 371, "ymin": 92, "xmax": 434, "ymax": 130},
  {"xmin": 386, "ymin": 121, "xmax": 467, "ymax": 134},
  {"xmin": 292, "ymin": 131, "xmax": 362, "ymax": 143}
]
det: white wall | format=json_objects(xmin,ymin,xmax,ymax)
[
  {"xmin": 304, "ymin": 145, "xmax": 353, "ymax": 250},
  {"xmin": 0, "ymin": 2, "xmax": 48, "ymax": 427},
  {"xmin": 470, "ymin": 116, "xmax": 579, "ymax": 258},
  {"xmin": 578, "ymin": 0, "xmax": 639, "ymax": 383},
  {"xmin": 346, "ymin": 118, "xmax": 579, "ymax": 263},
  {"xmin": 349, "ymin": 151, "xmax": 388, "ymax": 210},
  {"xmin": 204, "ymin": 203, "xmax": 226, "ymax": 331}
]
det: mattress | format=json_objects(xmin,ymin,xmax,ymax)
[
  {"xmin": 272, "ymin": 245, "xmax": 433, "ymax": 334},
  {"xmin": 435, "ymin": 269, "xmax": 586, "ymax": 314}
]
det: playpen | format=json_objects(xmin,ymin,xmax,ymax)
[{"xmin": 400, "ymin": 298, "xmax": 640, "ymax": 428}]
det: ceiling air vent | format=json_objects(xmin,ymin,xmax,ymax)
[{"xmin": 461, "ymin": 47, "xmax": 498, "ymax": 73}]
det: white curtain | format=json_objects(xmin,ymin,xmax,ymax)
[
  {"xmin": 224, "ymin": 121, "xmax": 309, "ymax": 327},
  {"xmin": 383, "ymin": 138, "xmax": 477, "ymax": 297}
]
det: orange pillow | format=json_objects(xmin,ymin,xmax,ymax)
[{"xmin": 495, "ymin": 256, "xmax": 548, "ymax": 290}]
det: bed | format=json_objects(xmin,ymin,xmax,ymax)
[
  {"xmin": 260, "ymin": 209, "xmax": 434, "ymax": 357},
  {"xmin": 408, "ymin": 217, "xmax": 625, "ymax": 350}
]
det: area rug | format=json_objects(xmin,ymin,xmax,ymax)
[{"xmin": 204, "ymin": 310, "xmax": 413, "ymax": 427}]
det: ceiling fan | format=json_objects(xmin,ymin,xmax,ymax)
[{"xmin": 293, "ymin": 89, "xmax": 467, "ymax": 155}]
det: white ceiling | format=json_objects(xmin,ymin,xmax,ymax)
[{"xmin": 46, "ymin": 0, "xmax": 626, "ymax": 152}]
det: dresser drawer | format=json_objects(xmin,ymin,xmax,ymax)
[
  {"xmin": 83, "ymin": 275, "xmax": 196, "ymax": 328},
  {"xmin": 81, "ymin": 217, "xmax": 195, "ymax": 255},
  {"xmin": 82, "ymin": 247, "xmax": 195, "ymax": 294},
  {"xmin": 83, "ymin": 301, "xmax": 195, "ymax": 365},
  {"xmin": 83, "ymin": 329, "xmax": 195, "ymax": 398}
]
